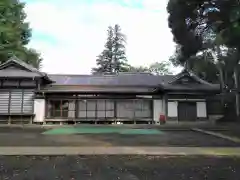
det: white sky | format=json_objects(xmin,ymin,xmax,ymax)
[{"xmin": 23, "ymin": 0, "xmax": 178, "ymax": 74}]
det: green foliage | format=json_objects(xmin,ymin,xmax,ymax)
[
  {"xmin": 186, "ymin": 52, "xmax": 220, "ymax": 83},
  {"xmin": 167, "ymin": 0, "xmax": 240, "ymax": 84},
  {"xmin": 92, "ymin": 26, "xmax": 114, "ymax": 74},
  {"xmin": 92, "ymin": 24, "xmax": 129, "ymax": 74},
  {"xmin": 0, "ymin": 0, "xmax": 42, "ymax": 69},
  {"xmin": 20, "ymin": 48, "xmax": 43, "ymax": 69},
  {"xmin": 167, "ymin": 0, "xmax": 203, "ymax": 62},
  {"xmin": 149, "ymin": 62, "xmax": 173, "ymax": 75},
  {"xmin": 169, "ymin": 45, "xmax": 183, "ymax": 66},
  {"xmin": 167, "ymin": 0, "xmax": 240, "ymax": 117},
  {"xmin": 127, "ymin": 66, "xmax": 149, "ymax": 73},
  {"xmin": 112, "ymin": 24, "xmax": 129, "ymax": 73},
  {"xmin": 167, "ymin": 0, "xmax": 240, "ymax": 61},
  {"xmin": 128, "ymin": 62, "xmax": 173, "ymax": 75},
  {"xmin": 169, "ymin": 45, "xmax": 240, "ymax": 86}
]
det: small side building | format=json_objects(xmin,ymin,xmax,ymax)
[{"xmin": 0, "ymin": 58, "xmax": 221, "ymax": 124}]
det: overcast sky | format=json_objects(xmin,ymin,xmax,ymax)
[{"xmin": 23, "ymin": 0, "xmax": 177, "ymax": 74}]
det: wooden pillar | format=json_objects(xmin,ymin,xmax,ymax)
[
  {"xmin": 29, "ymin": 116, "xmax": 33, "ymax": 124},
  {"xmin": 133, "ymin": 99, "xmax": 136, "ymax": 124},
  {"xmin": 114, "ymin": 99, "xmax": 117, "ymax": 121},
  {"xmin": 75, "ymin": 99, "xmax": 78, "ymax": 120},
  {"xmin": 8, "ymin": 116, "xmax": 11, "ymax": 125}
]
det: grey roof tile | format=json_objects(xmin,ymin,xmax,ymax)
[
  {"xmin": 49, "ymin": 73, "xmax": 175, "ymax": 87},
  {"xmin": 46, "ymin": 71, "xmax": 219, "ymax": 92},
  {"xmin": 41, "ymin": 85, "xmax": 154, "ymax": 93},
  {"xmin": 163, "ymin": 83, "xmax": 220, "ymax": 91},
  {"xmin": 0, "ymin": 69, "xmax": 41, "ymax": 78},
  {"xmin": 0, "ymin": 57, "xmax": 53, "ymax": 82}
]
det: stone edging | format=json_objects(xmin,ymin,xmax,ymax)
[
  {"xmin": 191, "ymin": 128, "xmax": 240, "ymax": 143},
  {"xmin": 0, "ymin": 147, "xmax": 239, "ymax": 156}
]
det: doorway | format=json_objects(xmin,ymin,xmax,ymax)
[{"xmin": 178, "ymin": 102, "xmax": 197, "ymax": 121}]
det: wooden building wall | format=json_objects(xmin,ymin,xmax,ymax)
[{"xmin": 0, "ymin": 79, "xmax": 37, "ymax": 124}]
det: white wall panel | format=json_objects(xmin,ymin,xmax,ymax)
[
  {"xmin": 197, "ymin": 102, "xmax": 207, "ymax": 118},
  {"xmin": 34, "ymin": 99, "xmax": 45, "ymax": 123},
  {"xmin": 168, "ymin": 101, "xmax": 178, "ymax": 117},
  {"xmin": 153, "ymin": 100, "xmax": 163, "ymax": 122}
]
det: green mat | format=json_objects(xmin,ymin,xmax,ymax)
[
  {"xmin": 119, "ymin": 129, "xmax": 160, "ymax": 135},
  {"xmin": 42, "ymin": 127, "xmax": 162, "ymax": 135}
]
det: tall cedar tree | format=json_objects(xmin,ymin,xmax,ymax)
[
  {"xmin": 92, "ymin": 26, "xmax": 114, "ymax": 74},
  {"xmin": 112, "ymin": 24, "xmax": 128, "ymax": 73},
  {"xmin": 92, "ymin": 24, "xmax": 128, "ymax": 74},
  {"xmin": 0, "ymin": 0, "xmax": 42, "ymax": 69}
]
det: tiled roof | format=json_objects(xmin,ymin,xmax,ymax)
[
  {"xmin": 0, "ymin": 57, "xmax": 53, "ymax": 82},
  {"xmin": 165, "ymin": 69, "xmax": 220, "ymax": 91},
  {"xmin": 48, "ymin": 73, "xmax": 174, "ymax": 87},
  {"xmin": 0, "ymin": 57, "xmax": 220, "ymax": 93},
  {"xmin": 40, "ymin": 85, "xmax": 155, "ymax": 93},
  {"xmin": 0, "ymin": 69, "xmax": 41, "ymax": 78},
  {"xmin": 45, "ymin": 71, "xmax": 219, "ymax": 92}
]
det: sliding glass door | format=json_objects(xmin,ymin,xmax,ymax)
[
  {"xmin": 46, "ymin": 98, "xmax": 152, "ymax": 120},
  {"xmin": 77, "ymin": 99, "xmax": 114, "ymax": 119},
  {"xmin": 47, "ymin": 99, "xmax": 75, "ymax": 119}
]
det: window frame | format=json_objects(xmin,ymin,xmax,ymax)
[{"xmin": 47, "ymin": 99, "xmax": 76, "ymax": 119}]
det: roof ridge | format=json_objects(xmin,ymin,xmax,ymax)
[
  {"xmin": 0, "ymin": 56, "xmax": 53, "ymax": 83},
  {"xmin": 49, "ymin": 73, "xmax": 164, "ymax": 77},
  {"xmin": 168, "ymin": 68, "xmax": 217, "ymax": 86},
  {"xmin": 49, "ymin": 74, "xmax": 105, "ymax": 77},
  {"xmin": 7, "ymin": 56, "xmax": 39, "ymax": 72}
]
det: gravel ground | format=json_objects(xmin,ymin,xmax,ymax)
[
  {"xmin": 85, "ymin": 131, "xmax": 240, "ymax": 147},
  {"xmin": 0, "ymin": 155, "xmax": 239, "ymax": 180},
  {"xmin": 0, "ymin": 127, "xmax": 239, "ymax": 147}
]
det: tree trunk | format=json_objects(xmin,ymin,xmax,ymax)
[
  {"xmin": 184, "ymin": 60, "xmax": 190, "ymax": 70},
  {"xmin": 234, "ymin": 67, "xmax": 239, "ymax": 118},
  {"xmin": 218, "ymin": 66, "xmax": 225, "ymax": 105}
]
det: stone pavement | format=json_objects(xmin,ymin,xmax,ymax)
[
  {"xmin": 0, "ymin": 146, "xmax": 240, "ymax": 156},
  {"xmin": 192, "ymin": 128, "xmax": 240, "ymax": 143}
]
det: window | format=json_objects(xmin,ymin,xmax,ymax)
[
  {"xmin": 116, "ymin": 99, "xmax": 152, "ymax": 118},
  {"xmin": 47, "ymin": 100, "xmax": 75, "ymax": 118},
  {"xmin": 48, "ymin": 100, "xmax": 61, "ymax": 118},
  {"xmin": 97, "ymin": 100, "xmax": 114, "ymax": 118},
  {"xmin": 77, "ymin": 99, "xmax": 114, "ymax": 119},
  {"xmin": 87, "ymin": 100, "xmax": 96, "ymax": 118},
  {"xmin": 47, "ymin": 99, "xmax": 152, "ymax": 119},
  {"xmin": 134, "ymin": 100, "xmax": 152, "ymax": 118},
  {"xmin": 116, "ymin": 100, "xmax": 134, "ymax": 118},
  {"xmin": 105, "ymin": 100, "xmax": 114, "ymax": 118},
  {"xmin": 97, "ymin": 100, "xmax": 105, "ymax": 118}
]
